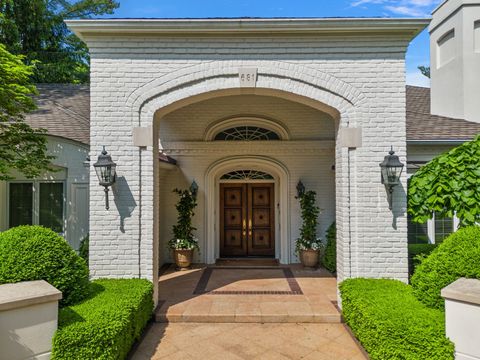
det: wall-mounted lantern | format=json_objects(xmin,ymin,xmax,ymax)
[
  {"xmin": 379, "ymin": 147, "xmax": 404, "ymax": 210},
  {"xmin": 296, "ymin": 180, "xmax": 305, "ymax": 197},
  {"xmin": 93, "ymin": 146, "xmax": 117, "ymax": 210},
  {"xmin": 190, "ymin": 180, "xmax": 199, "ymax": 199}
]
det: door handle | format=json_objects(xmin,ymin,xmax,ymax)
[
  {"xmin": 242, "ymin": 219, "xmax": 247, "ymax": 237},
  {"xmin": 248, "ymin": 219, "xmax": 252, "ymax": 237}
]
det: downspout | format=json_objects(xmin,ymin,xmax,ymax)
[{"xmin": 347, "ymin": 147, "xmax": 352, "ymax": 278}]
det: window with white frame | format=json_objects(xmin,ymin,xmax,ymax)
[
  {"xmin": 433, "ymin": 212, "xmax": 454, "ymax": 244},
  {"xmin": 8, "ymin": 181, "xmax": 65, "ymax": 233}
]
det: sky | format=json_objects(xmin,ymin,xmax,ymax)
[{"xmin": 106, "ymin": 0, "xmax": 444, "ymax": 87}]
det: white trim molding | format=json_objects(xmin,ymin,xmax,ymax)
[
  {"xmin": 162, "ymin": 140, "xmax": 335, "ymax": 155},
  {"xmin": 66, "ymin": 18, "xmax": 429, "ymax": 40}
]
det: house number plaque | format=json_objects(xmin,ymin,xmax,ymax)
[{"xmin": 239, "ymin": 68, "xmax": 257, "ymax": 87}]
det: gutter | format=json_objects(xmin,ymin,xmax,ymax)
[{"xmin": 407, "ymin": 139, "xmax": 471, "ymax": 145}]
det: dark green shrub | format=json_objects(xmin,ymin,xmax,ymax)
[
  {"xmin": 340, "ymin": 278, "xmax": 454, "ymax": 360},
  {"xmin": 0, "ymin": 226, "xmax": 89, "ymax": 306},
  {"xmin": 79, "ymin": 235, "xmax": 89, "ymax": 266},
  {"xmin": 322, "ymin": 222, "xmax": 336, "ymax": 272},
  {"xmin": 408, "ymin": 243, "xmax": 437, "ymax": 277},
  {"xmin": 411, "ymin": 226, "xmax": 480, "ymax": 309},
  {"xmin": 52, "ymin": 279, "xmax": 153, "ymax": 360}
]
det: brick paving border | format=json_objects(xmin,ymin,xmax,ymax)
[{"xmin": 193, "ymin": 267, "xmax": 303, "ymax": 295}]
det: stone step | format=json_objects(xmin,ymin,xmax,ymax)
[{"xmin": 155, "ymin": 300, "xmax": 342, "ymax": 324}]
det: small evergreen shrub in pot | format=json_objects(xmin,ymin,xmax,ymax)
[
  {"xmin": 0, "ymin": 225, "xmax": 89, "ymax": 306},
  {"xmin": 169, "ymin": 188, "xmax": 199, "ymax": 270},
  {"xmin": 411, "ymin": 226, "xmax": 480, "ymax": 309},
  {"xmin": 295, "ymin": 190, "xmax": 323, "ymax": 268}
]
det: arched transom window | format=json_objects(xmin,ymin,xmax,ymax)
[
  {"xmin": 214, "ymin": 126, "xmax": 280, "ymax": 141},
  {"xmin": 221, "ymin": 170, "xmax": 274, "ymax": 180}
]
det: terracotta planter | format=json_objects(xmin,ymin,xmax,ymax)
[
  {"xmin": 300, "ymin": 249, "xmax": 319, "ymax": 268},
  {"xmin": 173, "ymin": 249, "xmax": 194, "ymax": 270}
]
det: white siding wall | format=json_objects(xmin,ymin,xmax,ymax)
[{"xmin": 0, "ymin": 136, "xmax": 89, "ymax": 250}]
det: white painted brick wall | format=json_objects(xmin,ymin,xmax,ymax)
[{"xmin": 86, "ymin": 33, "xmax": 410, "ymax": 286}]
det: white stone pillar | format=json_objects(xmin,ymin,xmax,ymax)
[
  {"xmin": 0, "ymin": 280, "xmax": 62, "ymax": 360},
  {"xmin": 442, "ymin": 278, "xmax": 480, "ymax": 360}
]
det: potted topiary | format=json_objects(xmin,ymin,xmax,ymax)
[
  {"xmin": 169, "ymin": 188, "xmax": 199, "ymax": 270},
  {"xmin": 296, "ymin": 188, "xmax": 323, "ymax": 268}
]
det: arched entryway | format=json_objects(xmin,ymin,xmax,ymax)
[
  {"xmin": 127, "ymin": 60, "xmax": 375, "ymax": 303},
  {"xmin": 205, "ymin": 157, "xmax": 290, "ymax": 264}
]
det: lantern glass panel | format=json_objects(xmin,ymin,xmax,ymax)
[
  {"xmin": 387, "ymin": 166, "xmax": 400, "ymax": 184},
  {"xmin": 95, "ymin": 164, "xmax": 116, "ymax": 185}
]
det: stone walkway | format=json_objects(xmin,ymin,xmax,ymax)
[
  {"xmin": 131, "ymin": 322, "xmax": 367, "ymax": 360},
  {"xmin": 130, "ymin": 264, "xmax": 368, "ymax": 359}
]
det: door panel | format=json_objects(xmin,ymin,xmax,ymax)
[
  {"xmin": 247, "ymin": 184, "xmax": 275, "ymax": 256},
  {"xmin": 220, "ymin": 184, "xmax": 247, "ymax": 256},
  {"xmin": 224, "ymin": 209, "xmax": 242, "ymax": 226},
  {"xmin": 220, "ymin": 183, "xmax": 275, "ymax": 258},
  {"xmin": 252, "ymin": 209, "xmax": 270, "ymax": 226},
  {"xmin": 251, "ymin": 187, "xmax": 270, "ymax": 206}
]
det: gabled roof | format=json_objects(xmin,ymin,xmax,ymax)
[
  {"xmin": 406, "ymin": 86, "xmax": 480, "ymax": 142},
  {"xmin": 25, "ymin": 84, "xmax": 90, "ymax": 145},
  {"xmin": 24, "ymin": 84, "xmax": 480, "ymax": 146}
]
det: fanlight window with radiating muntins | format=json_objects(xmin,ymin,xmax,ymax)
[
  {"xmin": 221, "ymin": 170, "xmax": 274, "ymax": 181},
  {"xmin": 214, "ymin": 126, "xmax": 280, "ymax": 141}
]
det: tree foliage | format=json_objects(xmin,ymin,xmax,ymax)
[
  {"xmin": 418, "ymin": 65, "xmax": 430, "ymax": 79},
  {"xmin": 0, "ymin": 0, "xmax": 119, "ymax": 83},
  {"xmin": 0, "ymin": 44, "xmax": 53, "ymax": 180},
  {"xmin": 408, "ymin": 135, "xmax": 480, "ymax": 226}
]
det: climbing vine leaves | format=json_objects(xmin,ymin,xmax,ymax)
[{"xmin": 408, "ymin": 135, "xmax": 480, "ymax": 226}]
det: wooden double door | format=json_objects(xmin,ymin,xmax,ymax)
[{"xmin": 220, "ymin": 183, "xmax": 275, "ymax": 257}]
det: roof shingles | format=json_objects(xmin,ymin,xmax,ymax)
[
  {"xmin": 24, "ymin": 84, "xmax": 480, "ymax": 145},
  {"xmin": 406, "ymin": 86, "xmax": 480, "ymax": 141},
  {"xmin": 26, "ymin": 84, "xmax": 90, "ymax": 145}
]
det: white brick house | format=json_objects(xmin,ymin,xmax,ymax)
[{"xmin": 63, "ymin": 18, "xmax": 432, "ymax": 301}]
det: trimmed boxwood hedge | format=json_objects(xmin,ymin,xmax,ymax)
[
  {"xmin": 340, "ymin": 278, "xmax": 454, "ymax": 360},
  {"xmin": 411, "ymin": 226, "xmax": 480, "ymax": 309},
  {"xmin": 52, "ymin": 279, "xmax": 153, "ymax": 360},
  {"xmin": 0, "ymin": 226, "xmax": 89, "ymax": 306}
]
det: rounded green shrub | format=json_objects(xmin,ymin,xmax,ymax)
[
  {"xmin": 0, "ymin": 226, "xmax": 89, "ymax": 306},
  {"xmin": 411, "ymin": 226, "xmax": 480, "ymax": 309}
]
